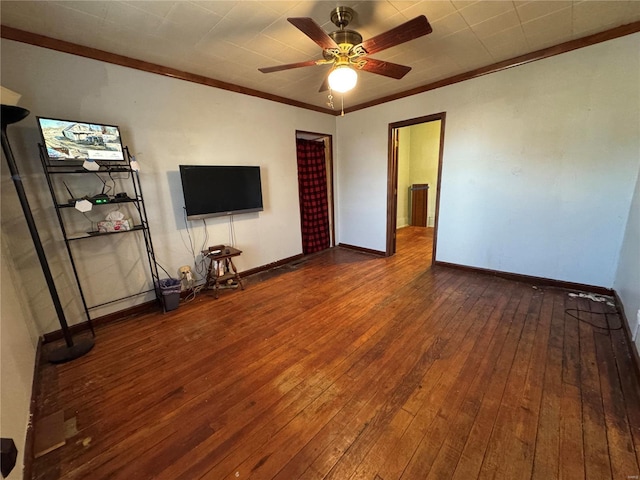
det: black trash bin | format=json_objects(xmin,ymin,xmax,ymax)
[{"xmin": 157, "ymin": 278, "xmax": 181, "ymax": 312}]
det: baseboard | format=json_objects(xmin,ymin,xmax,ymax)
[
  {"xmin": 241, "ymin": 253, "xmax": 305, "ymax": 277},
  {"xmin": 42, "ymin": 300, "xmax": 160, "ymax": 344},
  {"xmin": 613, "ymin": 291, "xmax": 640, "ymax": 383},
  {"xmin": 23, "ymin": 337, "xmax": 42, "ymax": 480},
  {"xmin": 433, "ymin": 261, "xmax": 614, "ymax": 296},
  {"xmin": 337, "ymin": 243, "xmax": 386, "ymax": 257}
]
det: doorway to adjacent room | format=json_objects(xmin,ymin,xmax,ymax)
[
  {"xmin": 295, "ymin": 131, "xmax": 335, "ymax": 255},
  {"xmin": 386, "ymin": 113, "xmax": 446, "ymax": 261}
]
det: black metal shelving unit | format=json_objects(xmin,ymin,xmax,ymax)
[{"xmin": 39, "ymin": 145, "xmax": 161, "ymax": 328}]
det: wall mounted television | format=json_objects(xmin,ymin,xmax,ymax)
[
  {"xmin": 37, "ymin": 116, "xmax": 125, "ymax": 161},
  {"xmin": 179, "ymin": 165, "xmax": 264, "ymax": 220}
]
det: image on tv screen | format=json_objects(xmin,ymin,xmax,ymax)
[{"xmin": 38, "ymin": 117, "xmax": 125, "ymax": 161}]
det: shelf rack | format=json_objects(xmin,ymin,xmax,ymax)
[{"xmin": 39, "ymin": 145, "xmax": 161, "ymax": 328}]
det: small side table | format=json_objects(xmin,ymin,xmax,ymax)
[{"xmin": 202, "ymin": 245, "xmax": 245, "ymax": 299}]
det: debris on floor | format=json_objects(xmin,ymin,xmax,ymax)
[{"xmin": 568, "ymin": 292, "xmax": 615, "ymax": 307}]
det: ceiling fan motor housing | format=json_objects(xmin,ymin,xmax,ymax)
[
  {"xmin": 329, "ymin": 29, "xmax": 363, "ymax": 47},
  {"xmin": 330, "ymin": 6, "xmax": 355, "ymax": 29},
  {"xmin": 325, "ymin": 8, "xmax": 364, "ymax": 61}
]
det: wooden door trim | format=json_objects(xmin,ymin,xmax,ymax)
[
  {"xmin": 385, "ymin": 126, "xmax": 399, "ymax": 256},
  {"xmin": 386, "ymin": 112, "xmax": 446, "ymax": 264}
]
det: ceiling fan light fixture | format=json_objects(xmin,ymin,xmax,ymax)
[
  {"xmin": 259, "ymin": 9, "xmax": 433, "ymax": 99},
  {"xmin": 328, "ymin": 65, "xmax": 358, "ymax": 93}
]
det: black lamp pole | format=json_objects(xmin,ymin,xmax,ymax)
[{"xmin": 1, "ymin": 104, "xmax": 94, "ymax": 363}]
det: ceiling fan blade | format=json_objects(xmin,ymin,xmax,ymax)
[
  {"xmin": 258, "ymin": 59, "xmax": 319, "ymax": 74},
  {"xmin": 359, "ymin": 58, "xmax": 412, "ymax": 79},
  {"xmin": 288, "ymin": 17, "xmax": 339, "ymax": 50},
  {"xmin": 360, "ymin": 15, "xmax": 432, "ymax": 55}
]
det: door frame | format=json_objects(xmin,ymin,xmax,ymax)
[
  {"xmin": 386, "ymin": 112, "xmax": 446, "ymax": 263},
  {"xmin": 295, "ymin": 130, "xmax": 336, "ymax": 249}
]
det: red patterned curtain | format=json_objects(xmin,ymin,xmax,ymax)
[{"xmin": 296, "ymin": 138, "xmax": 330, "ymax": 254}]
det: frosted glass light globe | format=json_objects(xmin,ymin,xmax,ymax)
[{"xmin": 328, "ymin": 66, "xmax": 358, "ymax": 93}]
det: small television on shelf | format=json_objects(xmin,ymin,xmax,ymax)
[
  {"xmin": 179, "ymin": 165, "xmax": 263, "ymax": 220},
  {"xmin": 37, "ymin": 116, "xmax": 125, "ymax": 162}
]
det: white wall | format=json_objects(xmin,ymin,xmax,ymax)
[
  {"xmin": 337, "ymin": 33, "xmax": 640, "ymax": 288},
  {"xmin": 614, "ymin": 168, "xmax": 640, "ymax": 348},
  {"xmin": 0, "ymin": 39, "xmax": 336, "ymax": 333},
  {"xmin": 1, "ymin": 226, "xmax": 39, "ymax": 480}
]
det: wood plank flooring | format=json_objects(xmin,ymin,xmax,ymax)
[{"xmin": 32, "ymin": 227, "xmax": 640, "ymax": 480}]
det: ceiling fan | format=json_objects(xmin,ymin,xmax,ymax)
[{"xmin": 258, "ymin": 6, "xmax": 433, "ymax": 95}]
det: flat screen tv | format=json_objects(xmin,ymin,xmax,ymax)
[
  {"xmin": 180, "ymin": 165, "xmax": 263, "ymax": 220},
  {"xmin": 37, "ymin": 116, "xmax": 125, "ymax": 161}
]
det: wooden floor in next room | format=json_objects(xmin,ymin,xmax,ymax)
[{"xmin": 33, "ymin": 226, "xmax": 640, "ymax": 479}]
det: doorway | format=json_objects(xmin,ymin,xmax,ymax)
[
  {"xmin": 295, "ymin": 131, "xmax": 335, "ymax": 254},
  {"xmin": 386, "ymin": 113, "xmax": 446, "ymax": 261}
]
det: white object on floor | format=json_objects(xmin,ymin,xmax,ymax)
[{"xmin": 568, "ymin": 292, "xmax": 615, "ymax": 307}]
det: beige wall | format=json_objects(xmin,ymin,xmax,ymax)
[
  {"xmin": 614, "ymin": 168, "xmax": 640, "ymax": 349},
  {"xmin": 1, "ymin": 225, "xmax": 39, "ymax": 480},
  {"xmin": 396, "ymin": 128, "xmax": 412, "ymax": 228},
  {"xmin": 408, "ymin": 121, "xmax": 441, "ymax": 227},
  {"xmin": 396, "ymin": 121, "xmax": 441, "ymax": 229}
]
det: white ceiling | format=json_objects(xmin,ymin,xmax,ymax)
[{"xmin": 1, "ymin": 1, "xmax": 639, "ymax": 111}]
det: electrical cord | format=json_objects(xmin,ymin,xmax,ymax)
[
  {"xmin": 193, "ymin": 218, "xmax": 208, "ymax": 278},
  {"xmin": 155, "ymin": 261, "xmax": 173, "ymax": 279},
  {"xmin": 564, "ymin": 308, "xmax": 622, "ymax": 331},
  {"xmin": 201, "ymin": 218, "xmax": 209, "ymax": 257},
  {"xmin": 183, "ymin": 283, "xmax": 206, "ymax": 303},
  {"xmin": 179, "ymin": 208, "xmax": 212, "ymax": 302},
  {"xmin": 106, "ymin": 169, "xmax": 131, "ymax": 181},
  {"xmin": 185, "ymin": 219, "xmax": 211, "ymax": 301},
  {"xmin": 182, "ymin": 207, "xmax": 196, "ymax": 255},
  {"xmin": 228, "ymin": 215, "xmax": 237, "ymax": 247},
  {"xmin": 82, "ymin": 212, "xmax": 97, "ymax": 231},
  {"xmin": 93, "ymin": 172, "xmax": 113, "ymax": 195},
  {"xmin": 107, "ymin": 171, "xmax": 118, "ymax": 194}
]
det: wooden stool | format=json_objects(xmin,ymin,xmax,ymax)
[{"xmin": 202, "ymin": 245, "xmax": 244, "ymax": 299}]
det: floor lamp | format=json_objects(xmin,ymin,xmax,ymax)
[{"xmin": 1, "ymin": 104, "xmax": 94, "ymax": 363}]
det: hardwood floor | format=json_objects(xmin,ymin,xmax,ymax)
[{"xmin": 33, "ymin": 226, "xmax": 640, "ymax": 480}]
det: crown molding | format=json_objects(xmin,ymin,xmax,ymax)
[
  {"xmin": 2, "ymin": 21, "xmax": 639, "ymax": 117},
  {"xmin": 0, "ymin": 25, "xmax": 336, "ymax": 116},
  {"xmin": 345, "ymin": 21, "xmax": 640, "ymax": 113}
]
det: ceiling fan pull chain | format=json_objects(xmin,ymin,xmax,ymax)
[
  {"xmin": 341, "ymin": 95, "xmax": 345, "ymax": 117},
  {"xmin": 327, "ymin": 89, "xmax": 334, "ymax": 109}
]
